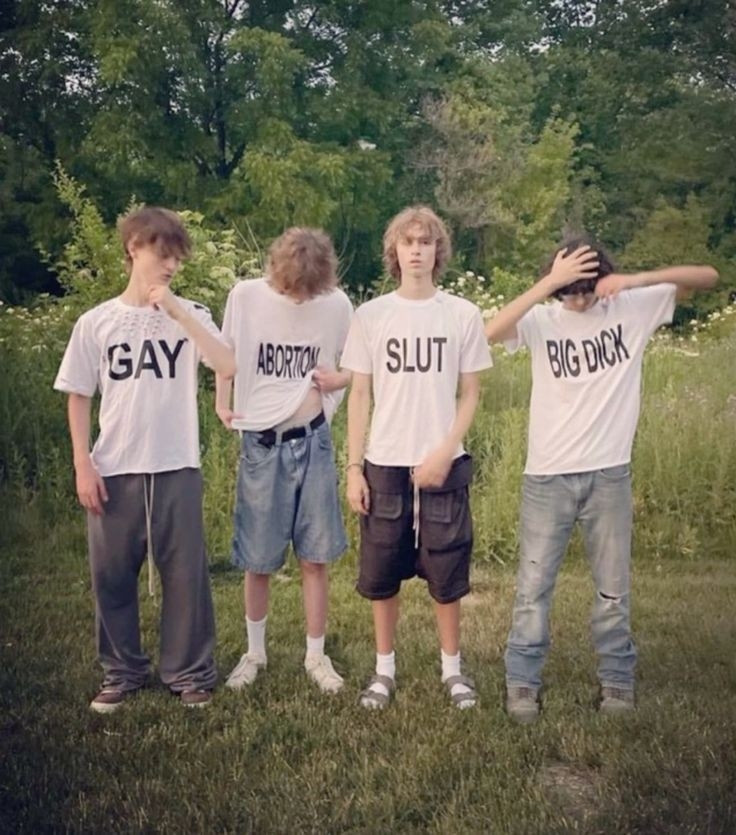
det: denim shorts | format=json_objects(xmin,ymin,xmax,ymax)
[
  {"xmin": 231, "ymin": 417, "xmax": 347, "ymax": 573},
  {"xmin": 357, "ymin": 455, "xmax": 473, "ymax": 604}
]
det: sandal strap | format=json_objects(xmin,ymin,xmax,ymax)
[
  {"xmin": 366, "ymin": 674, "xmax": 395, "ymax": 692},
  {"xmin": 359, "ymin": 674, "xmax": 395, "ymax": 707},
  {"xmin": 444, "ymin": 674, "xmax": 475, "ymax": 690}
]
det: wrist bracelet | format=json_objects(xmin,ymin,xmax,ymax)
[{"xmin": 346, "ymin": 462, "xmax": 363, "ymax": 472}]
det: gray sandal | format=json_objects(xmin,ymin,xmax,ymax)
[
  {"xmin": 444, "ymin": 674, "xmax": 478, "ymax": 708},
  {"xmin": 359, "ymin": 674, "xmax": 395, "ymax": 709}
]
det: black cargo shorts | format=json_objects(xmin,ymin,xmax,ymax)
[{"xmin": 357, "ymin": 454, "xmax": 473, "ymax": 603}]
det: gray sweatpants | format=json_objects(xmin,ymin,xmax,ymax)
[{"xmin": 87, "ymin": 468, "xmax": 217, "ymax": 693}]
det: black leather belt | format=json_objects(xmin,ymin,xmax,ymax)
[{"xmin": 256, "ymin": 411, "xmax": 326, "ymax": 447}]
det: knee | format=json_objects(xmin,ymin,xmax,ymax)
[{"xmin": 300, "ymin": 560, "xmax": 326, "ymax": 578}]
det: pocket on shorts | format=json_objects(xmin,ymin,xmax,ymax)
[
  {"xmin": 241, "ymin": 434, "xmax": 278, "ymax": 468},
  {"xmin": 598, "ymin": 463, "xmax": 631, "ymax": 481},
  {"xmin": 364, "ymin": 491, "xmax": 405, "ymax": 547},
  {"xmin": 421, "ymin": 488, "xmax": 472, "ymax": 551}
]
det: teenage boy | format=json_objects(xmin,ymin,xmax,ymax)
[
  {"xmin": 485, "ymin": 240, "xmax": 718, "ymax": 722},
  {"xmin": 216, "ymin": 227, "xmax": 352, "ymax": 694},
  {"xmin": 54, "ymin": 207, "xmax": 236, "ymax": 712},
  {"xmin": 341, "ymin": 206, "xmax": 492, "ymax": 709}
]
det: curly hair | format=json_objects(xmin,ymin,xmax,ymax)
[
  {"xmin": 382, "ymin": 206, "xmax": 452, "ymax": 284},
  {"xmin": 267, "ymin": 227, "xmax": 339, "ymax": 299},
  {"xmin": 118, "ymin": 207, "xmax": 191, "ymax": 274}
]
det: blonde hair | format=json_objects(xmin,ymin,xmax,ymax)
[
  {"xmin": 117, "ymin": 207, "xmax": 191, "ymax": 274},
  {"xmin": 382, "ymin": 206, "xmax": 452, "ymax": 283},
  {"xmin": 267, "ymin": 227, "xmax": 338, "ymax": 298}
]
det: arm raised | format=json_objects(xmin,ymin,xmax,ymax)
[{"xmin": 485, "ymin": 246, "xmax": 599, "ymax": 343}]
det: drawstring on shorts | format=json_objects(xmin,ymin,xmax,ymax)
[
  {"xmin": 411, "ymin": 469, "xmax": 421, "ymax": 548},
  {"xmin": 143, "ymin": 473, "xmax": 156, "ymax": 598}
]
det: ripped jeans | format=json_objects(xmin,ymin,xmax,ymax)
[{"xmin": 505, "ymin": 465, "xmax": 636, "ymax": 692}]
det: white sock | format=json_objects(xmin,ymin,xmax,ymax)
[
  {"xmin": 305, "ymin": 633, "xmax": 325, "ymax": 659},
  {"xmin": 376, "ymin": 650, "xmax": 396, "ymax": 681},
  {"xmin": 441, "ymin": 649, "xmax": 461, "ymax": 681},
  {"xmin": 246, "ymin": 615, "xmax": 267, "ymax": 660},
  {"xmin": 441, "ymin": 649, "xmax": 474, "ymax": 708}
]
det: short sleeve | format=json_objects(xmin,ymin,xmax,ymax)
[
  {"xmin": 334, "ymin": 291, "xmax": 354, "ymax": 355},
  {"xmin": 340, "ymin": 311, "xmax": 372, "ymax": 374},
  {"xmin": 460, "ymin": 307, "xmax": 493, "ymax": 372},
  {"xmin": 221, "ymin": 286, "xmax": 237, "ymax": 347},
  {"xmin": 53, "ymin": 315, "xmax": 99, "ymax": 396},
  {"xmin": 623, "ymin": 284, "xmax": 677, "ymax": 334},
  {"xmin": 502, "ymin": 308, "xmax": 536, "ymax": 354},
  {"xmin": 190, "ymin": 301, "xmax": 226, "ymax": 368}
]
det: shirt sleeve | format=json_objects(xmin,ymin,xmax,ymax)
[
  {"xmin": 502, "ymin": 307, "xmax": 536, "ymax": 354},
  {"xmin": 623, "ymin": 284, "xmax": 677, "ymax": 334},
  {"xmin": 190, "ymin": 301, "xmax": 226, "ymax": 369},
  {"xmin": 460, "ymin": 307, "xmax": 493, "ymax": 372},
  {"xmin": 221, "ymin": 286, "xmax": 237, "ymax": 348},
  {"xmin": 336, "ymin": 292, "xmax": 354, "ymax": 354},
  {"xmin": 53, "ymin": 314, "xmax": 99, "ymax": 397},
  {"xmin": 340, "ymin": 310, "xmax": 372, "ymax": 374}
]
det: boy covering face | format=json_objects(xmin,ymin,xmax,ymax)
[
  {"xmin": 485, "ymin": 241, "xmax": 717, "ymax": 722},
  {"xmin": 54, "ymin": 207, "xmax": 236, "ymax": 712},
  {"xmin": 216, "ymin": 227, "xmax": 352, "ymax": 694},
  {"xmin": 341, "ymin": 206, "xmax": 492, "ymax": 709}
]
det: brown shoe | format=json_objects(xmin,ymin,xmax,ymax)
[
  {"xmin": 89, "ymin": 687, "xmax": 129, "ymax": 714},
  {"xmin": 180, "ymin": 689, "xmax": 212, "ymax": 708}
]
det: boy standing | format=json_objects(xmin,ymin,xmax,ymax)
[
  {"xmin": 216, "ymin": 227, "xmax": 352, "ymax": 694},
  {"xmin": 341, "ymin": 206, "xmax": 492, "ymax": 709},
  {"xmin": 485, "ymin": 240, "xmax": 717, "ymax": 722},
  {"xmin": 55, "ymin": 207, "xmax": 236, "ymax": 712}
]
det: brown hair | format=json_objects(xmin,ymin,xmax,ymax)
[
  {"xmin": 267, "ymin": 227, "xmax": 338, "ymax": 298},
  {"xmin": 118, "ymin": 207, "xmax": 191, "ymax": 274},
  {"xmin": 382, "ymin": 206, "xmax": 452, "ymax": 284},
  {"xmin": 540, "ymin": 236, "xmax": 615, "ymax": 299}
]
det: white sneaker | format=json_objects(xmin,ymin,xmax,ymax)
[
  {"xmin": 225, "ymin": 653, "xmax": 266, "ymax": 690},
  {"xmin": 304, "ymin": 654, "xmax": 344, "ymax": 694}
]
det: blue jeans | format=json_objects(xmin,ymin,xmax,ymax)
[{"xmin": 505, "ymin": 465, "xmax": 636, "ymax": 692}]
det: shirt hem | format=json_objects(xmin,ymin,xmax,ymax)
[{"xmin": 523, "ymin": 459, "xmax": 631, "ymax": 477}]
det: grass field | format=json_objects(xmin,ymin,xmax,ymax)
[
  {"xmin": 1, "ymin": 497, "xmax": 735, "ymax": 834},
  {"xmin": 2, "ymin": 314, "xmax": 735, "ymax": 833}
]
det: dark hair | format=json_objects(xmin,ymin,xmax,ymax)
[
  {"xmin": 540, "ymin": 236, "xmax": 615, "ymax": 299},
  {"xmin": 118, "ymin": 207, "xmax": 191, "ymax": 274}
]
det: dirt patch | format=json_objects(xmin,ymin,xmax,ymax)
[{"xmin": 538, "ymin": 762, "xmax": 602, "ymax": 825}]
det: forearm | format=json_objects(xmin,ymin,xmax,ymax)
[
  {"xmin": 215, "ymin": 373, "xmax": 233, "ymax": 412},
  {"xmin": 627, "ymin": 266, "xmax": 718, "ymax": 291},
  {"xmin": 485, "ymin": 277, "xmax": 554, "ymax": 343},
  {"xmin": 175, "ymin": 309, "xmax": 236, "ymax": 378},
  {"xmin": 67, "ymin": 394, "xmax": 93, "ymax": 468}
]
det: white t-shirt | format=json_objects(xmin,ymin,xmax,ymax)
[
  {"xmin": 505, "ymin": 284, "xmax": 677, "ymax": 475},
  {"xmin": 222, "ymin": 278, "xmax": 353, "ymax": 431},
  {"xmin": 54, "ymin": 296, "xmax": 223, "ymax": 476},
  {"xmin": 341, "ymin": 290, "xmax": 492, "ymax": 466}
]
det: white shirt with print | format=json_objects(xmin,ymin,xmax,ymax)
[
  {"xmin": 505, "ymin": 283, "xmax": 677, "ymax": 475},
  {"xmin": 222, "ymin": 278, "xmax": 353, "ymax": 431},
  {"xmin": 341, "ymin": 290, "xmax": 492, "ymax": 467},
  {"xmin": 54, "ymin": 297, "xmax": 223, "ymax": 476}
]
